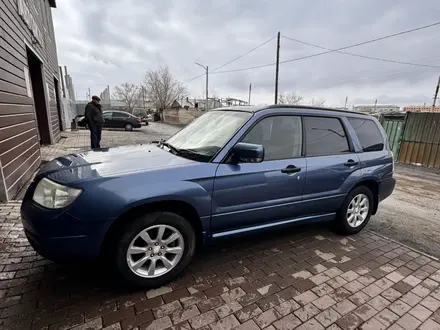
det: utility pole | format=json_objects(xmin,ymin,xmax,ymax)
[
  {"xmin": 344, "ymin": 96, "xmax": 348, "ymax": 109},
  {"xmin": 374, "ymin": 99, "xmax": 378, "ymax": 111},
  {"xmin": 432, "ymin": 76, "xmax": 440, "ymax": 111},
  {"xmin": 274, "ymin": 31, "xmax": 280, "ymax": 104},
  {"xmin": 195, "ymin": 62, "xmax": 208, "ymax": 110},
  {"xmin": 248, "ymin": 83, "xmax": 252, "ymax": 105}
]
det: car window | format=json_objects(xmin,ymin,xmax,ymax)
[
  {"xmin": 103, "ymin": 112, "xmax": 113, "ymax": 118},
  {"xmin": 304, "ymin": 116, "xmax": 350, "ymax": 156},
  {"xmin": 114, "ymin": 112, "xmax": 130, "ymax": 118},
  {"xmin": 349, "ymin": 118, "xmax": 384, "ymax": 152},
  {"xmin": 242, "ymin": 116, "xmax": 302, "ymax": 161}
]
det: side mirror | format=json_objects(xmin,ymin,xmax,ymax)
[{"xmin": 231, "ymin": 142, "xmax": 264, "ymax": 163}]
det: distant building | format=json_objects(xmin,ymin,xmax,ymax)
[
  {"xmin": 100, "ymin": 86, "xmax": 111, "ymax": 104},
  {"xmin": 59, "ymin": 66, "xmax": 78, "ymax": 126},
  {"xmin": 402, "ymin": 106, "xmax": 440, "ymax": 113},
  {"xmin": 353, "ymin": 104, "xmax": 400, "ymax": 114},
  {"xmin": 64, "ymin": 66, "xmax": 76, "ymax": 102},
  {"xmin": 171, "ymin": 98, "xmax": 194, "ymax": 110}
]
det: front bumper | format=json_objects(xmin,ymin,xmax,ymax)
[{"xmin": 21, "ymin": 182, "xmax": 113, "ymax": 261}]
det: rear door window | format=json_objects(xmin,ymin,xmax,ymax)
[
  {"xmin": 114, "ymin": 112, "xmax": 130, "ymax": 118},
  {"xmin": 348, "ymin": 118, "xmax": 384, "ymax": 152},
  {"xmin": 303, "ymin": 116, "xmax": 350, "ymax": 156}
]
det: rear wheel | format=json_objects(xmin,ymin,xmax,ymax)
[
  {"xmin": 336, "ymin": 186, "xmax": 374, "ymax": 235},
  {"xmin": 115, "ymin": 212, "xmax": 196, "ymax": 288},
  {"xmin": 125, "ymin": 123, "xmax": 134, "ymax": 131}
]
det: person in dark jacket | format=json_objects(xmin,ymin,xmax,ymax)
[{"xmin": 85, "ymin": 96, "xmax": 104, "ymax": 149}]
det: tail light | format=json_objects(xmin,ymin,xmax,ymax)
[{"xmin": 136, "ymin": 118, "xmax": 141, "ymax": 123}]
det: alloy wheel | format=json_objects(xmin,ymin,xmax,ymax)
[
  {"xmin": 126, "ymin": 225, "xmax": 185, "ymax": 278},
  {"xmin": 346, "ymin": 193, "xmax": 370, "ymax": 228}
]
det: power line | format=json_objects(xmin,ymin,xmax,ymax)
[
  {"xmin": 208, "ymin": 20, "xmax": 440, "ymax": 75},
  {"xmin": 211, "ymin": 36, "xmax": 276, "ymax": 72},
  {"xmin": 280, "ymin": 21, "xmax": 440, "ymax": 65},
  {"xmin": 281, "ymin": 35, "xmax": 440, "ymax": 69},
  {"xmin": 186, "ymin": 36, "xmax": 276, "ymax": 81}
]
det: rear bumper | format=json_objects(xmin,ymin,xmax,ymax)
[{"xmin": 379, "ymin": 177, "xmax": 396, "ymax": 202}]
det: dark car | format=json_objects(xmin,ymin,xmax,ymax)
[
  {"xmin": 78, "ymin": 110, "xmax": 142, "ymax": 131},
  {"xmin": 21, "ymin": 105, "xmax": 395, "ymax": 288}
]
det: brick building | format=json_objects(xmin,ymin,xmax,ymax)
[
  {"xmin": 403, "ymin": 105, "xmax": 440, "ymax": 113},
  {"xmin": 0, "ymin": 0, "xmax": 63, "ymax": 201}
]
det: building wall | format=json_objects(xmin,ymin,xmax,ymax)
[
  {"xmin": 403, "ymin": 106, "xmax": 440, "ymax": 113},
  {"xmin": 163, "ymin": 108, "xmax": 204, "ymax": 125},
  {"xmin": 0, "ymin": 0, "xmax": 62, "ymax": 201}
]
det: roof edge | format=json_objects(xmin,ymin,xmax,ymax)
[{"xmin": 49, "ymin": 0, "xmax": 56, "ymax": 8}]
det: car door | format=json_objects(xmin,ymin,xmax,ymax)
[
  {"xmin": 113, "ymin": 112, "xmax": 130, "ymax": 128},
  {"xmin": 102, "ymin": 111, "xmax": 114, "ymax": 128},
  {"xmin": 302, "ymin": 116, "xmax": 361, "ymax": 215},
  {"xmin": 211, "ymin": 115, "xmax": 306, "ymax": 236}
]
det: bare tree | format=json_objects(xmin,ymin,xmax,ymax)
[
  {"xmin": 310, "ymin": 98, "xmax": 326, "ymax": 107},
  {"xmin": 278, "ymin": 92, "xmax": 304, "ymax": 105},
  {"xmin": 113, "ymin": 83, "xmax": 142, "ymax": 113},
  {"xmin": 143, "ymin": 66, "xmax": 187, "ymax": 117}
]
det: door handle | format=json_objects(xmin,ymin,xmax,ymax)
[
  {"xmin": 344, "ymin": 159, "xmax": 359, "ymax": 167},
  {"xmin": 281, "ymin": 165, "xmax": 301, "ymax": 174}
]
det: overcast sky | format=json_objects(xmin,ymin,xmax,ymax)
[{"xmin": 52, "ymin": 0, "xmax": 440, "ymax": 107}]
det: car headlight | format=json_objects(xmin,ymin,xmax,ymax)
[{"xmin": 33, "ymin": 178, "xmax": 82, "ymax": 209}]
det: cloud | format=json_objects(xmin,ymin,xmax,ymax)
[{"xmin": 53, "ymin": 0, "xmax": 440, "ymax": 106}]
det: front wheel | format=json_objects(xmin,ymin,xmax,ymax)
[
  {"xmin": 336, "ymin": 186, "xmax": 374, "ymax": 235},
  {"xmin": 115, "ymin": 212, "xmax": 196, "ymax": 288}
]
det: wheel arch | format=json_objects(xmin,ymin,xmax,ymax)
[
  {"xmin": 351, "ymin": 179, "xmax": 379, "ymax": 215},
  {"xmin": 100, "ymin": 199, "xmax": 204, "ymax": 257}
]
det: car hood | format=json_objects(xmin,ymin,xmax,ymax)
[{"xmin": 36, "ymin": 144, "xmax": 195, "ymax": 184}]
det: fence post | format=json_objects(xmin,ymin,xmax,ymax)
[{"xmin": 397, "ymin": 111, "xmax": 410, "ymax": 163}]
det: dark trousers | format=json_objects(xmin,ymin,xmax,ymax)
[{"xmin": 90, "ymin": 124, "xmax": 102, "ymax": 149}]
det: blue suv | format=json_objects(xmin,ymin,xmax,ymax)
[{"xmin": 21, "ymin": 105, "xmax": 395, "ymax": 287}]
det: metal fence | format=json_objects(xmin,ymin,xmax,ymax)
[
  {"xmin": 379, "ymin": 113, "xmax": 405, "ymax": 158},
  {"xmin": 398, "ymin": 112, "xmax": 440, "ymax": 168},
  {"xmin": 379, "ymin": 112, "xmax": 440, "ymax": 169}
]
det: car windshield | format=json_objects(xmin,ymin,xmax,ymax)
[{"xmin": 165, "ymin": 110, "xmax": 252, "ymax": 160}]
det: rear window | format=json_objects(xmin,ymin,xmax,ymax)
[
  {"xmin": 304, "ymin": 117, "xmax": 350, "ymax": 156},
  {"xmin": 348, "ymin": 118, "xmax": 384, "ymax": 152}
]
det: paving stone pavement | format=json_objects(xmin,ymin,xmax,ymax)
[
  {"xmin": 1, "ymin": 200, "xmax": 440, "ymax": 330},
  {"xmin": 3, "ymin": 124, "xmax": 440, "ymax": 329}
]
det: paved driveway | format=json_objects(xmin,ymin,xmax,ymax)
[{"xmin": 1, "ymin": 202, "xmax": 440, "ymax": 329}]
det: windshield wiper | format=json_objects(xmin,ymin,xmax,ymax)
[{"xmin": 160, "ymin": 141, "xmax": 180, "ymax": 154}]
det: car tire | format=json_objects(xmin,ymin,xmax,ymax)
[
  {"xmin": 115, "ymin": 211, "xmax": 196, "ymax": 288},
  {"xmin": 336, "ymin": 186, "xmax": 374, "ymax": 235},
  {"xmin": 125, "ymin": 123, "xmax": 134, "ymax": 131}
]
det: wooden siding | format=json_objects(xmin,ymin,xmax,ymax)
[{"xmin": 0, "ymin": 0, "xmax": 63, "ymax": 201}]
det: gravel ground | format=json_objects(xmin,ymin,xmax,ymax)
[{"xmin": 367, "ymin": 164, "xmax": 440, "ymax": 258}]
